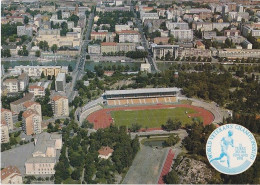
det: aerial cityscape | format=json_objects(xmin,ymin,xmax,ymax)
[{"xmin": 1, "ymin": 0, "xmax": 260, "ymax": 184}]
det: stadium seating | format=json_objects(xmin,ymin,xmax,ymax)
[{"xmin": 106, "ymin": 96, "xmax": 177, "ymax": 106}]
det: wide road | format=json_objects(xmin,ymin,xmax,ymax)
[
  {"xmin": 131, "ymin": 6, "xmax": 158, "ymax": 72},
  {"xmin": 67, "ymin": 12, "xmax": 95, "ymax": 102}
]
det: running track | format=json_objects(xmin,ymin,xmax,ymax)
[{"xmin": 87, "ymin": 104, "xmax": 214, "ymax": 130}]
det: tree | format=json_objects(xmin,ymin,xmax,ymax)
[
  {"xmin": 71, "ymin": 169, "xmax": 81, "ymax": 180},
  {"xmin": 51, "ymin": 44, "xmax": 58, "ymax": 53},
  {"xmin": 35, "ymin": 50, "xmax": 41, "ymax": 57},
  {"xmin": 129, "ymin": 123, "xmax": 142, "ymax": 132},
  {"xmin": 163, "ymin": 170, "xmax": 179, "ymax": 184},
  {"xmin": 168, "ymin": 35, "xmax": 175, "ymax": 44},
  {"xmin": 161, "ymin": 118, "xmax": 181, "ymax": 131},
  {"xmin": 68, "ymin": 64, "xmax": 73, "ymax": 72},
  {"xmin": 163, "ymin": 134, "xmax": 180, "ymax": 147},
  {"xmin": 24, "ymin": 16, "xmax": 29, "ymax": 24},
  {"xmin": 18, "ymin": 111, "xmax": 24, "ymax": 121},
  {"xmin": 41, "ymin": 72, "xmax": 45, "ymax": 78}
]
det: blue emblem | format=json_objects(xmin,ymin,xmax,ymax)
[{"xmin": 206, "ymin": 124, "xmax": 257, "ymax": 175}]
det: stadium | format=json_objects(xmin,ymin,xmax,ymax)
[{"xmin": 85, "ymin": 87, "xmax": 214, "ymax": 130}]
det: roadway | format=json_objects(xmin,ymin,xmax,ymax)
[
  {"xmin": 67, "ymin": 12, "xmax": 95, "ymax": 102},
  {"xmin": 131, "ymin": 5, "xmax": 159, "ymax": 72}
]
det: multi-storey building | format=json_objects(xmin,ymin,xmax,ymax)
[
  {"xmin": 151, "ymin": 44, "xmax": 179, "ymax": 59},
  {"xmin": 18, "ymin": 73, "xmax": 29, "ymax": 91},
  {"xmin": 115, "ymin": 24, "xmax": 131, "ymax": 32},
  {"xmin": 3, "ymin": 79, "xmax": 19, "ymax": 93},
  {"xmin": 140, "ymin": 12, "xmax": 159, "ymax": 22},
  {"xmin": 170, "ymin": 29, "xmax": 193, "ymax": 41},
  {"xmin": 0, "ymin": 166, "xmax": 23, "ymax": 184},
  {"xmin": 166, "ymin": 22, "xmax": 189, "ymax": 30},
  {"xmin": 29, "ymin": 85, "xmax": 45, "ymax": 97},
  {"xmin": 10, "ymin": 66, "xmax": 68, "ymax": 77},
  {"xmin": 88, "ymin": 44, "xmax": 101, "ymax": 54},
  {"xmin": 23, "ymin": 101, "xmax": 42, "ymax": 117},
  {"xmin": 17, "ymin": 25, "xmax": 33, "ymax": 37},
  {"xmin": 36, "ymin": 29, "xmax": 80, "ymax": 47},
  {"xmin": 22, "ymin": 109, "xmax": 42, "ymax": 135},
  {"xmin": 51, "ymin": 95, "xmax": 69, "ymax": 117},
  {"xmin": 10, "ymin": 93, "xmax": 34, "ymax": 114},
  {"xmin": 1, "ymin": 109, "xmax": 14, "ymax": 130},
  {"xmin": 217, "ymin": 49, "xmax": 260, "ymax": 59},
  {"xmin": 55, "ymin": 73, "xmax": 66, "ymax": 92},
  {"xmin": 178, "ymin": 47, "xmax": 211, "ymax": 58},
  {"xmin": 118, "ymin": 30, "xmax": 140, "ymax": 43},
  {"xmin": 90, "ymin": 32, "xmax": 116, "ymax": 42},
  {"xmin": 1, "ymin": 121, "xmax": 10, "ymax": 143},
  {"xmin": 101, "ymin": 42, "xmax": 136, "ymax": 53}
]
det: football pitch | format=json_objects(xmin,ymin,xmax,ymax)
[{"xmin": 110, "ymin": 107, "xmax": 201, "ymax": 128}]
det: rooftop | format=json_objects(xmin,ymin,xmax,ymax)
[
  {"xmin": 0, "ymin": 166, "xmax": 21, "ymax": 181},
  {"xmin": 56, "ymin": 73, "xmax": 66, "ymax": 81},
  {"xmin": 98, "ymin": 146, "xmax": 114, "ymax": 156},
  {"xmin": 51, "ymin": 95, "xmax": 67, "ymax": 101},
  {"xmin": 23, "ymin": 101, "xmax": 40, "ymax": 108},
  {"xmin": 104, "ymin": 88, "xmax": 181, "ymax": 96},
  {"xmin": 26, "ymin": 157, "xmax": 56, "ymax": 163},
  {"xmin": 22, "ymin": 109, "xmax": 39, "ymax": 118},
  {"xmin": 11, "ymin": 93, "xmax": 34, "ymax": 106}
]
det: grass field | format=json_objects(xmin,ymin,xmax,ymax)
[{"xmin": 111, "ymin": 107, "xmax": 201, "ymax": 128}]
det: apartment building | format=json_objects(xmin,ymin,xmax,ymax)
[
  {"xmin": 115, "ymin": 24, "xmax": 131, "ymax": 32},
  {"xmin": 18, "ymin": 73, "xmax": 29, "ymax": 91},
  {"xmin": 192, "ymin": 22, "xmax": 230, "ymax": 31},
  {"xmin": 151, "ymin": 44, "xmax": 179, "ymax": 59},
  {"xmin": 118, "ymin": 30, "xmax": 140, "ymax": 43},
  {"xmin": 11, "ymin": 66, "xmax": 68, "ymax": 77},
  {"xmin": 17, "ymin": 25, "xmax": 33, "ymax": 37},
  {"xmin": 3, "ymin": 79, "xmax": 19, "ymax": 93},
  {"xmin": 170, "ymin": 29, "xmax": 193, "ymax": 41},
  {"xmin": 1, "ymin": 121, "xmax": 10, "ymax": 144},
  {"xmin": 242, "ymin": 25, "xmax": 260, "ymax": 37},
  {"xmin": 29, "ymin": 85, "xmax": 45, "ymax": 97},
  {"xmin": 55, "ymin": 73, "xmax": 66, "ymax": 92},
  {"xmin": 88, "ymin": 44, "xmax": 101, "ymax": 54},
  {"xmin": 224, "ymin": 29, "xmax": 241, "ymax": 37},
  {"xmin": 154, "ymin": 37, "xmax": 170, "ymax": 45},
  {"xmin": 218, "ymin": 49, "xmax": 260, "ymax": 59},
  {"xmin": 101, "ymin": 42, "xmax": 136, "ymax": 53},
  {"xmin": 51, "ymin": 95, "xmax": 69, "ymax": 117},
  {"xmin": 140, "ymin": 12, "xmax": 159, "ymax": 22},
  {"xmin": 36, "ymin": 29, "xmax": 80, "ymax": 47},
  {"xmin": 178, "ymin": 47, "xmax": 211, "ymax": 58},
  {"xmin": 166, "ymin": 22, "xmax": 189, "ymax": 30},
  {"xmin": 1, "ymin": 109, "xmax": 14, "ymax": 130},
  {"xmin": 23, "ymin": 101, "xmax": 42, "ymax": 117},
  {"xmin": 25, "ymin": 158, "xmax": 56, "ymax": 175},
  {"xmin": 0, "ymin": 166, "xmax": 23, "ymax": 184},
  {"xmin": 10, "ymin": 93, "xmax": 34, "ymax": 114},
  {"xmin": 90, "ymin": 32, "xmax": 116, "ymax": 42},
  {"xmin": 22, "ymin": 109, "xmax": 42, "ymax": 135}
]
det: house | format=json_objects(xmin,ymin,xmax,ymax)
[
  {"xmin": 0, "ymin": 166, "xmax": 22, "ymax": 184},
  {"xmin": 98, "ymin": 146, "xmax": 114, "ymax": 159}
]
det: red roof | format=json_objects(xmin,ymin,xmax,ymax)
[
  {"xmin": 101, "ymin": 42, "xmax": 117, "ymax": 46},
  {"xmin": 23, "ymin": 101, "xmax": 40, "ymax": 108},
  {"xmin": 98, "ymin": 146, "xmax": 114, "ymax": 156},
  {"xmin": 0, "ymin": 166, "xmax": 21, "ymax": 181},
  {"xmin": 29, "ymin": 85, "xmax": 44, "ymax": 91},
  {"xmin": 51, "ymin": 95, "xmax": 67, "ymax": 101},
  {"xmin": 117, "ymin": 30, "xmax": 139, "ymax": 34}
]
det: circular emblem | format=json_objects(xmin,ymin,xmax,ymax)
[{"xmin": 206, "ymin": 124, "xmax": 257, "ymax": 175}]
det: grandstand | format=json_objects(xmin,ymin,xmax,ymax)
[{"xmin": 103, "ymin": 88, "xmax": 181, "ymax": 106}]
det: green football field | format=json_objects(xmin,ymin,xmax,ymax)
[{"xmin": 110, "ymin": 107, "xmax": 201, "ymax": 128}]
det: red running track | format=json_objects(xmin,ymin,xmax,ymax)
[
  {"xmin": 158, "ymin": 149, "xmax": 175, "ymax": 184},
  {"xmin": 87, "ymin": 104, "xmax": 214, "ymax": 130}
]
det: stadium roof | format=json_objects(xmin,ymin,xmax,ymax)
[{"xmin": 104, "ymin": 88, "xmax": 181, "ymax": 96}]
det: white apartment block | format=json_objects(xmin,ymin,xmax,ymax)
[
  {"xmin": 29, "ymin": 85, "xmax": 45, "ymax": 97},
  {"xmin": 115, "ymin": 24, "xmax": 131, "ymax": 32},
  {"xmin": 3, "ymin": 79, "xmax": 19, "ymax": 93},
  {"xmin": 1, "ymin": 108, "xmax": 14, "ymax": 130},
  {"xmin": 18, "ymin": 73, "xmax": 29, "ymax": 91},
  {"xmin": 10, "ymin": 66, "xmax": 68, "ymax": 77},
  {"xmin": 140, "ymin": 12, "xmax": 159, "ymax": 22},
  {"xmin": 218, "ymin": 49, "xmax": 260, "ymax": 59},
  {"xmin": 242, "ymin": 26, "xmax": 260, "ymax": 37},
  {"xmin": 88, "ymin": 44, "xmax": 101, "ymax": 54},
  {"xmin": 118, "ymin": 30, "xmax": 140, "ymax": 43},
  {"xmin": 51, "ymin": 95, "xmax": 69, "ymax": 117},
  {"xmin": 166, "ymin": 22, "xmax": 189, "ymax": 30},
  {"xmin": 1, "ymin": 121, "xmax": 10, "ymax": 143},
  {"xmin": 170, "ymin": 29, "xmax": 193, "ymax": 41}
]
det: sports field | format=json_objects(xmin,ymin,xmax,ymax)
[
  {"xmin": 87, "ymin": 104, "xmax": 214, "ymax": 130},
  {"xmin": 110, "ymin": 107, "xmax": 201, "ymax": 128}
]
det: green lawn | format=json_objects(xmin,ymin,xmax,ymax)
[{"xmin": 111, "ymin": 107, "xmax": 200, "ymax": 128}]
